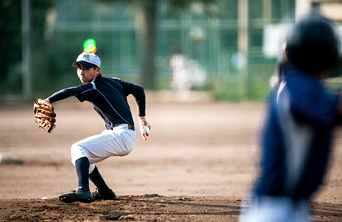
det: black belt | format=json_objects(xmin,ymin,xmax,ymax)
[
  {"xmin": 128, "ymin": 124, "xmax": 135, "ymax": 131},
  {"xmin": 112, "ymin": 124, "xmax": 135, "ymax": 131}
]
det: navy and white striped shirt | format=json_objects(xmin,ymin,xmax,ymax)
[{"xmin": 48, "ymin": 74, "xmax": 145, "ymax": 130}]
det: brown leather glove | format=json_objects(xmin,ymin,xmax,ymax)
[{"xmin": 31, "ymin": 95, "xmax": 56, "ymax": 133}]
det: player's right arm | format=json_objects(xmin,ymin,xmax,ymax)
[{"xmin": 44, "ymin": 85, "xmax": 86, "ymax": 104}]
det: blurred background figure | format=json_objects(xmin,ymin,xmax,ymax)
[
  {"xmin": 169, "ymin": 45, "xmax": 191, "ymax": 92},
  {"xmin": 186, "ymin": 59, "xmax": 207, "ymax": 90},
  {"xmin": 240, "ymin": 14, "xmax": 342, "ymax": 222},
  {"xmin": 169, "ymin": 45, "xmax": 208, "ymax": 94}
]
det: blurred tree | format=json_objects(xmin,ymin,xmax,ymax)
[
  {"xmin": 99, "ymin": 0, "xmax": 216, "ymax": 90},
  {"xmin": 0, "ymin": 0, "xmax": 22, "ymax": 94},
  {"xmin": 0, "ymin": 0, "xmax": 54, "ymax": 95}
]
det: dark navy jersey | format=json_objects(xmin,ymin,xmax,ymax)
[
  {"xmin": 48, "ymin": 74, "xmax": 145, "ymax": 130},
  {"xmin": 253, "ymin": 67, "xmax": 341, "ymax": 199}
]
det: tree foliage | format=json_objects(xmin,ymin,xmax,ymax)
[
  {"xmin": 0, "ymin": 0, "xmax": 23, "ymax": 94},
  {"xmin": 0, "ymin": 0, "xmax": 54, "ymax": 95}
]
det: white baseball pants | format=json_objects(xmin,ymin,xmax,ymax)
[
  {"xmin": 71, "ymin": 124, "xmax": 136, "ymax": 173},
  {"xmin": 239, "ymin": 195, "xmax": 310, "ymax": 222}
]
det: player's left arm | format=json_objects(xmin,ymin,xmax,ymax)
[{"xmin": 119, "ymin": 79, "xmax": 151, "ymax": 140}]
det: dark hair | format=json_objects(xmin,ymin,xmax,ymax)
[{"xmin": 285, "ymin": 15, "xmax": 340, "ymax": 73}]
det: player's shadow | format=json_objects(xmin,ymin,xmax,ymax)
[
  {"xmin": 116, "ymin": 195, "xmax": 242, "ymax": 217},
  {"xmin": 112, "ymin": 196, "xmax": 342, "ymax": 220},
  {"xmin": 310, "ymin": 201, "xmax": 342, "ymax": 221}
]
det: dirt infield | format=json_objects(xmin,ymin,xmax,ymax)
[{"xmin": 1, "ymin": 94, "xmax": 342, "ymax": 221}]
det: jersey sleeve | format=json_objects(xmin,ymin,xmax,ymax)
[
  {"xmin": 47, "ymin": 85, "xmax": 90, "ymax": 103},
  {"xmin": 286, "ymin": 73, "xmax": 341, "ymax": 126},
  {"xmin": 118, "ymin": 79, "xmax": 146, "ymax": 117},
  {"xmin": 291, "ymin": 92, "xmax": 341, "ymax": 126}
]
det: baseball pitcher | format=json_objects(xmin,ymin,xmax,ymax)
[{"xmin": 35, "ymin": 52, "xmax": 151, "ymax": 203}]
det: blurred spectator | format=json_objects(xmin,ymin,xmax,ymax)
[
  {"xmin": 187, "ymin": 59, "xmax": 207, "ymax": 89},
  {"xmin": 169, "ymin": 45, "xmax": 208, "ymax": 92},
  {"xmin": 169, "ymin": 46, "xmax": 191, "ymax": 92}
]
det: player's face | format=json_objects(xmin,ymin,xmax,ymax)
[{"xmin": 77, "ymin": 65, "xmax": 100, "ymax": 83}]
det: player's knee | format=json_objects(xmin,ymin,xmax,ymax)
[
  {"xmin": 71, "ymin": 143, "xmax": 88, "ymax": 165},
  {"xmin": 121, "ymin": 142, "xmax": 134, "ymax": 156},
  {"xmin": 123, "ymin": 134, "xmax": 136, "ymax": 155},
  {"xmin": 89, "ymin": 163, "xmax": 95, "ymax": 174},
  {"xmin": 120, "ymin": 149, "xmax": 131, "ymax": 156}
]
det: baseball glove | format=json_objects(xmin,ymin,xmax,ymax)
[{"xmin": 30, "ymin": 95, "xmax": 56, "ymax": 133}]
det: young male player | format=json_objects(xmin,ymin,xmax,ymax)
[
  {"xmin": 240, "ymin": 15, "xmax": 342, "ymax": 221},
  {"xmin": 42, "ymin": 51, "xmax": 151, "ymax": 203}
]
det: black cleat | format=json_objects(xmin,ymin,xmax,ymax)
[
  {"xmin": 92, "ymin": 188, "xmax": 116, "ymax": 201},
  {"xmin": 59, "ymin": 187, "xmax": 93, "ymax": 203}
]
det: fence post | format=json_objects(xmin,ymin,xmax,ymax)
[
  {"xmin": 22, "ymin": 0, "xmax": 33, "ymax": 98},
  {"xmin": 238, "ymin": 0, "xmax": 249, "ymax": 99}
]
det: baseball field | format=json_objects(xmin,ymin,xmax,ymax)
[{"xmin": 0, "ymin": 92, "xmax": 342, "ymax": 221}]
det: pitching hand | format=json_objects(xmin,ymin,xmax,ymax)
[{"xmin": 139, "ymin": 116, "xmax": 151, "ymax": 141}]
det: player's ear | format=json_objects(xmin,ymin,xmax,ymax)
[{"xmin": 95, "ymin": 66, "xmax": 101, "ymax": 74}]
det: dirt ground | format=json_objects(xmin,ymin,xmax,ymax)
[{"xmin": 1, "ymin": 92, "xmax": 342, "ymax": 221}]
